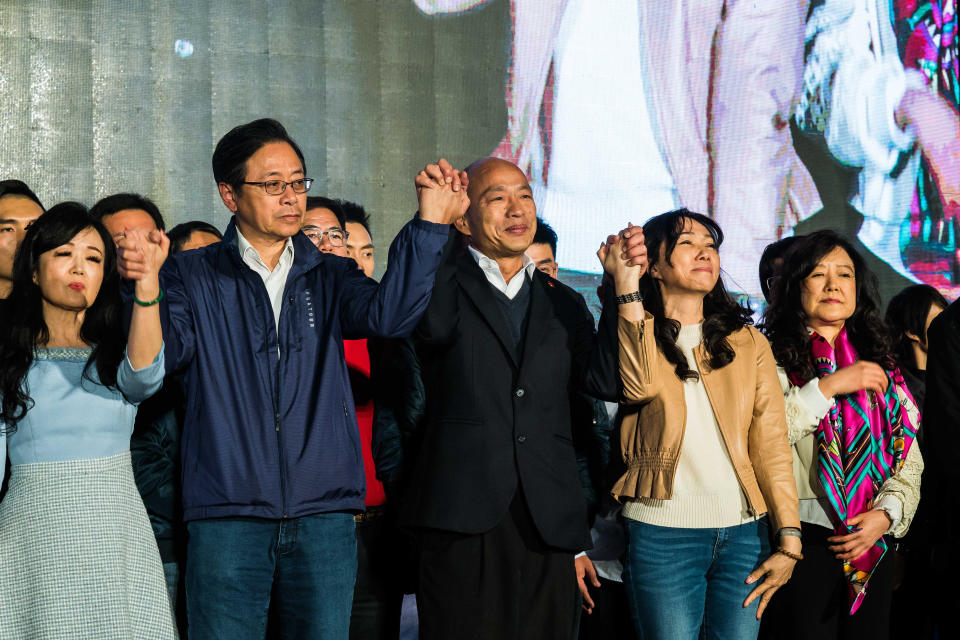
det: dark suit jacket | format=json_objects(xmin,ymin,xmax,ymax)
[
  {"xmin": 923, "ymin": 299, "xmax": 960, "ymax": 533},
  {"xmin": 400, "ymin": 245, "xmax": 618, "ymax": 551}
]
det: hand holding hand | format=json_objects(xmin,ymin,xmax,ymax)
[
  {"xmin": 118, "ymin": 228, "xmax": 169, "ymax": 300},
  {"xmin": 819, "ymin": 361, "xmax": 889, "ymax": 398},
  {"xmin": 827, "ymin": 509, "xmax": 891, "ymax": 562},
  {"xmin": 597, "ymin": 224, "xmax": 645, "ymax": 293},
  {"xmin": 619, "ymin": 223, "xmax": 648, "ymax": 269},
  {"xmin": 575, "ymin": 555, "xmax": 601, "ymax": 614},
  {"xmin": 416, "ymin": 158, "xmax": 470, "ymax": 225}
]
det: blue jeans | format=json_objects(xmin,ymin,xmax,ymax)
[
  {"xmin": 186, "ymin": 513, "xmax": 358, "ymax": 639},
  {"xmin": 623, "ymin": 518, "xmax": 770, "ymax": 640}
]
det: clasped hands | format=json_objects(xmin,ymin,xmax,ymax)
[
  {"xmin": 116, "ymin": 228, "xmax": 170, "ymax": 299},
  {"xmin": 415, "ymin": 158, "xmax": 470, "ymax": 225},
  {"xmin": 597, "ymin": 224, "xmax": 648, "ymax": 293}
]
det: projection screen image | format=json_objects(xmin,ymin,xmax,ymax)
[{"xmin": 417, "ymin": 0, "xmax": 959, "ymax": 306}]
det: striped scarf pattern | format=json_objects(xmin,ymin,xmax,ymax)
[{"xmin": 799, "ymin": 328, "xmax": 918, "ymax": 613}]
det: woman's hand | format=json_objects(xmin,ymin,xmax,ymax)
[
  {"xmin": 819, "ymin": 360, "xmax": 889, "ymax": 397},
  {"xmin": 827, "ymin": 509, "xmax": 892, "ymax": 562},
  {"xmin": 597, "ymin": 224, "xmax": 645, "ymax": 293},
  {"xmin": 744, "ymin": 547, "xmax": 798, "ymax": 620}
]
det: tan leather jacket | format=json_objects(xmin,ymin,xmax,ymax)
[{"xmin": 612, "ymin": 314, "xmax": 801, "ymax": 532}]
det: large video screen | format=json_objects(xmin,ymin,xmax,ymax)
[{"xmin": 417, "ymin": 0, "xmax": 958, "ymax": 306}]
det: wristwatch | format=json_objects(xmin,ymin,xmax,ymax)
[{"xmin": 615, "ymin": 291, "xmax": 643, "ymax": 305}]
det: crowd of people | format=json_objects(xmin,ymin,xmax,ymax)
[{"xmin": 0, "ymin": 117, "xmax": 957, "ymax": 640}]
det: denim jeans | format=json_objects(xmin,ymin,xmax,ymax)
[
  {"xmin": 186, "ymin": 512, "xmax": 358, "ymax": 639},
  {"xmin": 623, "ymin": 518, "xmax": 770, "ymax": 640}
]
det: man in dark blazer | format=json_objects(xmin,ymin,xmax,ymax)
[
  {"xmin": 922, "ymin": 297, "xmax": 960, "ymax": 637},
  {"xmin": 398, "ymin": 157, "xmax": 645, "ymax": 640}
]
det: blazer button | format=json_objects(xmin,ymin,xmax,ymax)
[
  {"xmin": 514, "ymin": 388, "xmax": 525, "ymax": 398},
  {"xmin": 517, "ymin": 435, "xmax": 526, "ymax": 443}
]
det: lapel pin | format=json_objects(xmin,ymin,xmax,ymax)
[{"xmin": 547, "ymin": 280, "xmax": 555, "ymax": 288}]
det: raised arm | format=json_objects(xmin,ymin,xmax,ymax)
[
  {"xmin": 115, "ymin": 229, "xmax": 168, "ymax": 403},
  {"xmin": 340, "ymin": 159, "xmax": 469, "ymax": 338}
]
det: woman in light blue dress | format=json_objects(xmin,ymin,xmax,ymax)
[{"xmin": 0, "ymin": 202, "xmax": 176, "ymax": 639}]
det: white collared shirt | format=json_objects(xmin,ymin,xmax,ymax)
[
  {"xmin": 468, "ymin": 245, "xmax": 536, "ymax": 300},
  {"xmin": 237, "ymin": 230, "xmax": 295, "ymax": 331}
]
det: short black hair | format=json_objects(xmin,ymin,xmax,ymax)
[
  {"xmin": 305, "ymin": 196, "xmax": 346, "ymax": 229},
  {"xmin": 531, "ymin": 217, "xmax": 557, "ymax": 257},
  {"xmin": 167, "ymin": 220, "xmax": 223, "ymax": 255},
  {"xmin": 89, "ymin": 193, "xmax": 166, "ymax": 231},
  {"xmin": 339, "ymin": 200, "xmax": 371, "ymax": 238},
  {"xmin": 212, "ymin": 118, "xmax": 306, "ymax": 193},
  {"xmin": 759, "ymin": 236, "xmax": 801, "ymax": 303},
  {"xmin": 0, "ymin": 180, "xmax": 44, "ymax": 210},
  {"xmin": 886, "ymin": 284, "xmax": 949, "ymax": 368}
]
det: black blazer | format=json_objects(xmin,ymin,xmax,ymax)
[{"xmin": 400, "ymin": 246, "xmax": 618, "ymax": 551}]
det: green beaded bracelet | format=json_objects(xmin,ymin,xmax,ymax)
[{"xmin": 133, "ymin": 288, "xmax": 164, "ymax": 307}]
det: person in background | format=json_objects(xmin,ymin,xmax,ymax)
[
  {"xmin": 166, "ymin": 221, "xmax": 223, "ymax": 254},
  {"xmin": 0, "ymin": 180, "xmax": 44, "ymax": 305},
  {"xmin": 91, "ymin": 193, "xmax": 166, "ymax": 243},
  {"xmin": 341, "ymin": 200, "xmax": 376, "ymax": 278},
  {"xmin": 761, "ymin": 230, "xmax": 922, "ymax": 640},
  {"xmin": 885, "ymin": 284, "xmax": 948, "ymax": 640},
  {"xmin": 525, "ymin": 217, "xmax": 559, "ymax": 279},
  {"xmin": 885, "ymin": 284, "xmax": 948, "ymax": 413},
  {"xmin": 147, "ymin": 117, "xmax": 462, "ymax": 638},
  {"xmin": 303, "ymin": 195, "xmax": 349, "ymax": 255},
  {"xmin": 607, "ymin": 209, "xmax": 800, "ymax": 639},
  {"xmin": 337, "ymin": 202, "xmax": 406, "ymax": 640},
  {"xmin": 0, "ymin": 203, "xmax": 175, "ymax": 638},
  {"xmin": 759, "ymin": 236, "xmax": 802, "ymax": 305},
  {"xmin": 922, "ymin": 291, "xmax": 960, "ymax": 638}
]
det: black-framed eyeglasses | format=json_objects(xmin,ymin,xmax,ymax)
[
  {"xmin": 242, "ymin": 178, "xmax": 314, "ymax": 196},
  {"xmin": 302, "ymin": 225, "xmax": 348, "ymax": 247}
]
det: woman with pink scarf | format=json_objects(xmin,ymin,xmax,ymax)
[{"xmin": 760, "ymin": 230, "xmax": 923, "ymax": 640}]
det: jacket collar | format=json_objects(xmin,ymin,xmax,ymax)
[{"xmin": 220, "ymin": 216, "xmax": 324, "ymax": 279}]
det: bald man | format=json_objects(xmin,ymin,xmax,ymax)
[{"xmin": 394, "ymin": 157, "xmax": 644, "ymax": 640}]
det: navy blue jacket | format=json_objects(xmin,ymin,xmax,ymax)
[{"xmin": 158, "ymin": 217, "xmax": 448, "ymax": 521}]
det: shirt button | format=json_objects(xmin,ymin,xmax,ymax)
[
  {"xmin": 517, "ymin": 435, "xmax": 526, "ymax": 443},
  {"xmin": 514, "ymin": 388, "xmax": 525, "ymax": 398}
]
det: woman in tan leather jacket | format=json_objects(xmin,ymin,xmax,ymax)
[
  {"xmin": 599, "ymin": 209, "xmax": 801, "ymax": 640},
  {"xmin": 759, "ymin": 230, "xmax": 922, "ymax": 640}
]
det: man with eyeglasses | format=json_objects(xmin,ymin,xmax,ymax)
[
  {"xmin": 302, "ymin": 196, "xmax": 350, "ymax": 256},
  {"xmin": 117, "ymin": 118, "xmax": 468, "ymax": 639}
]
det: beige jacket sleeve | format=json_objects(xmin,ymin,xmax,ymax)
[
  {"xmin": 748, "ymin": 329, "xmax": 801, "ymax": 532},
  {"xmin": 618, "ymin": 313, "xmax": 663, "ymax": 404}
]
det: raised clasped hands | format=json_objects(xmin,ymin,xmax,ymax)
[
  {"xmin": 117, "ymin": 228, "xmax": 169, "ymax": 299},
  {"xmin": 416, "ymin": 158, "xmax": 470, "ymax": 225},
  {"xmin": 597, "ymin": 223, "xmax": 647, "ymax": 293}
]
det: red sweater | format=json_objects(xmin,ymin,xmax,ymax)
[{"xmin": 344, "ymin": 339, "xmax": 386, "ymax": 507}]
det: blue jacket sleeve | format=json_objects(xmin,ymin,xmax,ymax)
[
  {"xmin": 340, "ymin": 217, "xmax": 449, "ymax": 339},
  {"xmin": 158, "ymin": 257, "xmax": 198, "ymax": 374}
]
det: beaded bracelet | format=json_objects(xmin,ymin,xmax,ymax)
[
  {"xmin": 775, "ymin": 547, "xmax": 804, "ymax": 561},
  {"xmin": 134, "ymin": 288, "xmax": 165, "ymax": 307}
]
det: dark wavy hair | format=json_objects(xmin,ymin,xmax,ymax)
[
  {"xmin": 640, "ymin": 209, "xmax": 753, "ymax": 381},
  {"xmin": 885, "ymin": 284, "xmax": 948, "ymax": 369},
  {"xmin": 760, "ymin": 230, "xmax": 895, "ymax": 381},
  {"xmin": 0, "ymin": 203, "xmax": 124, "ymax": 433}
]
